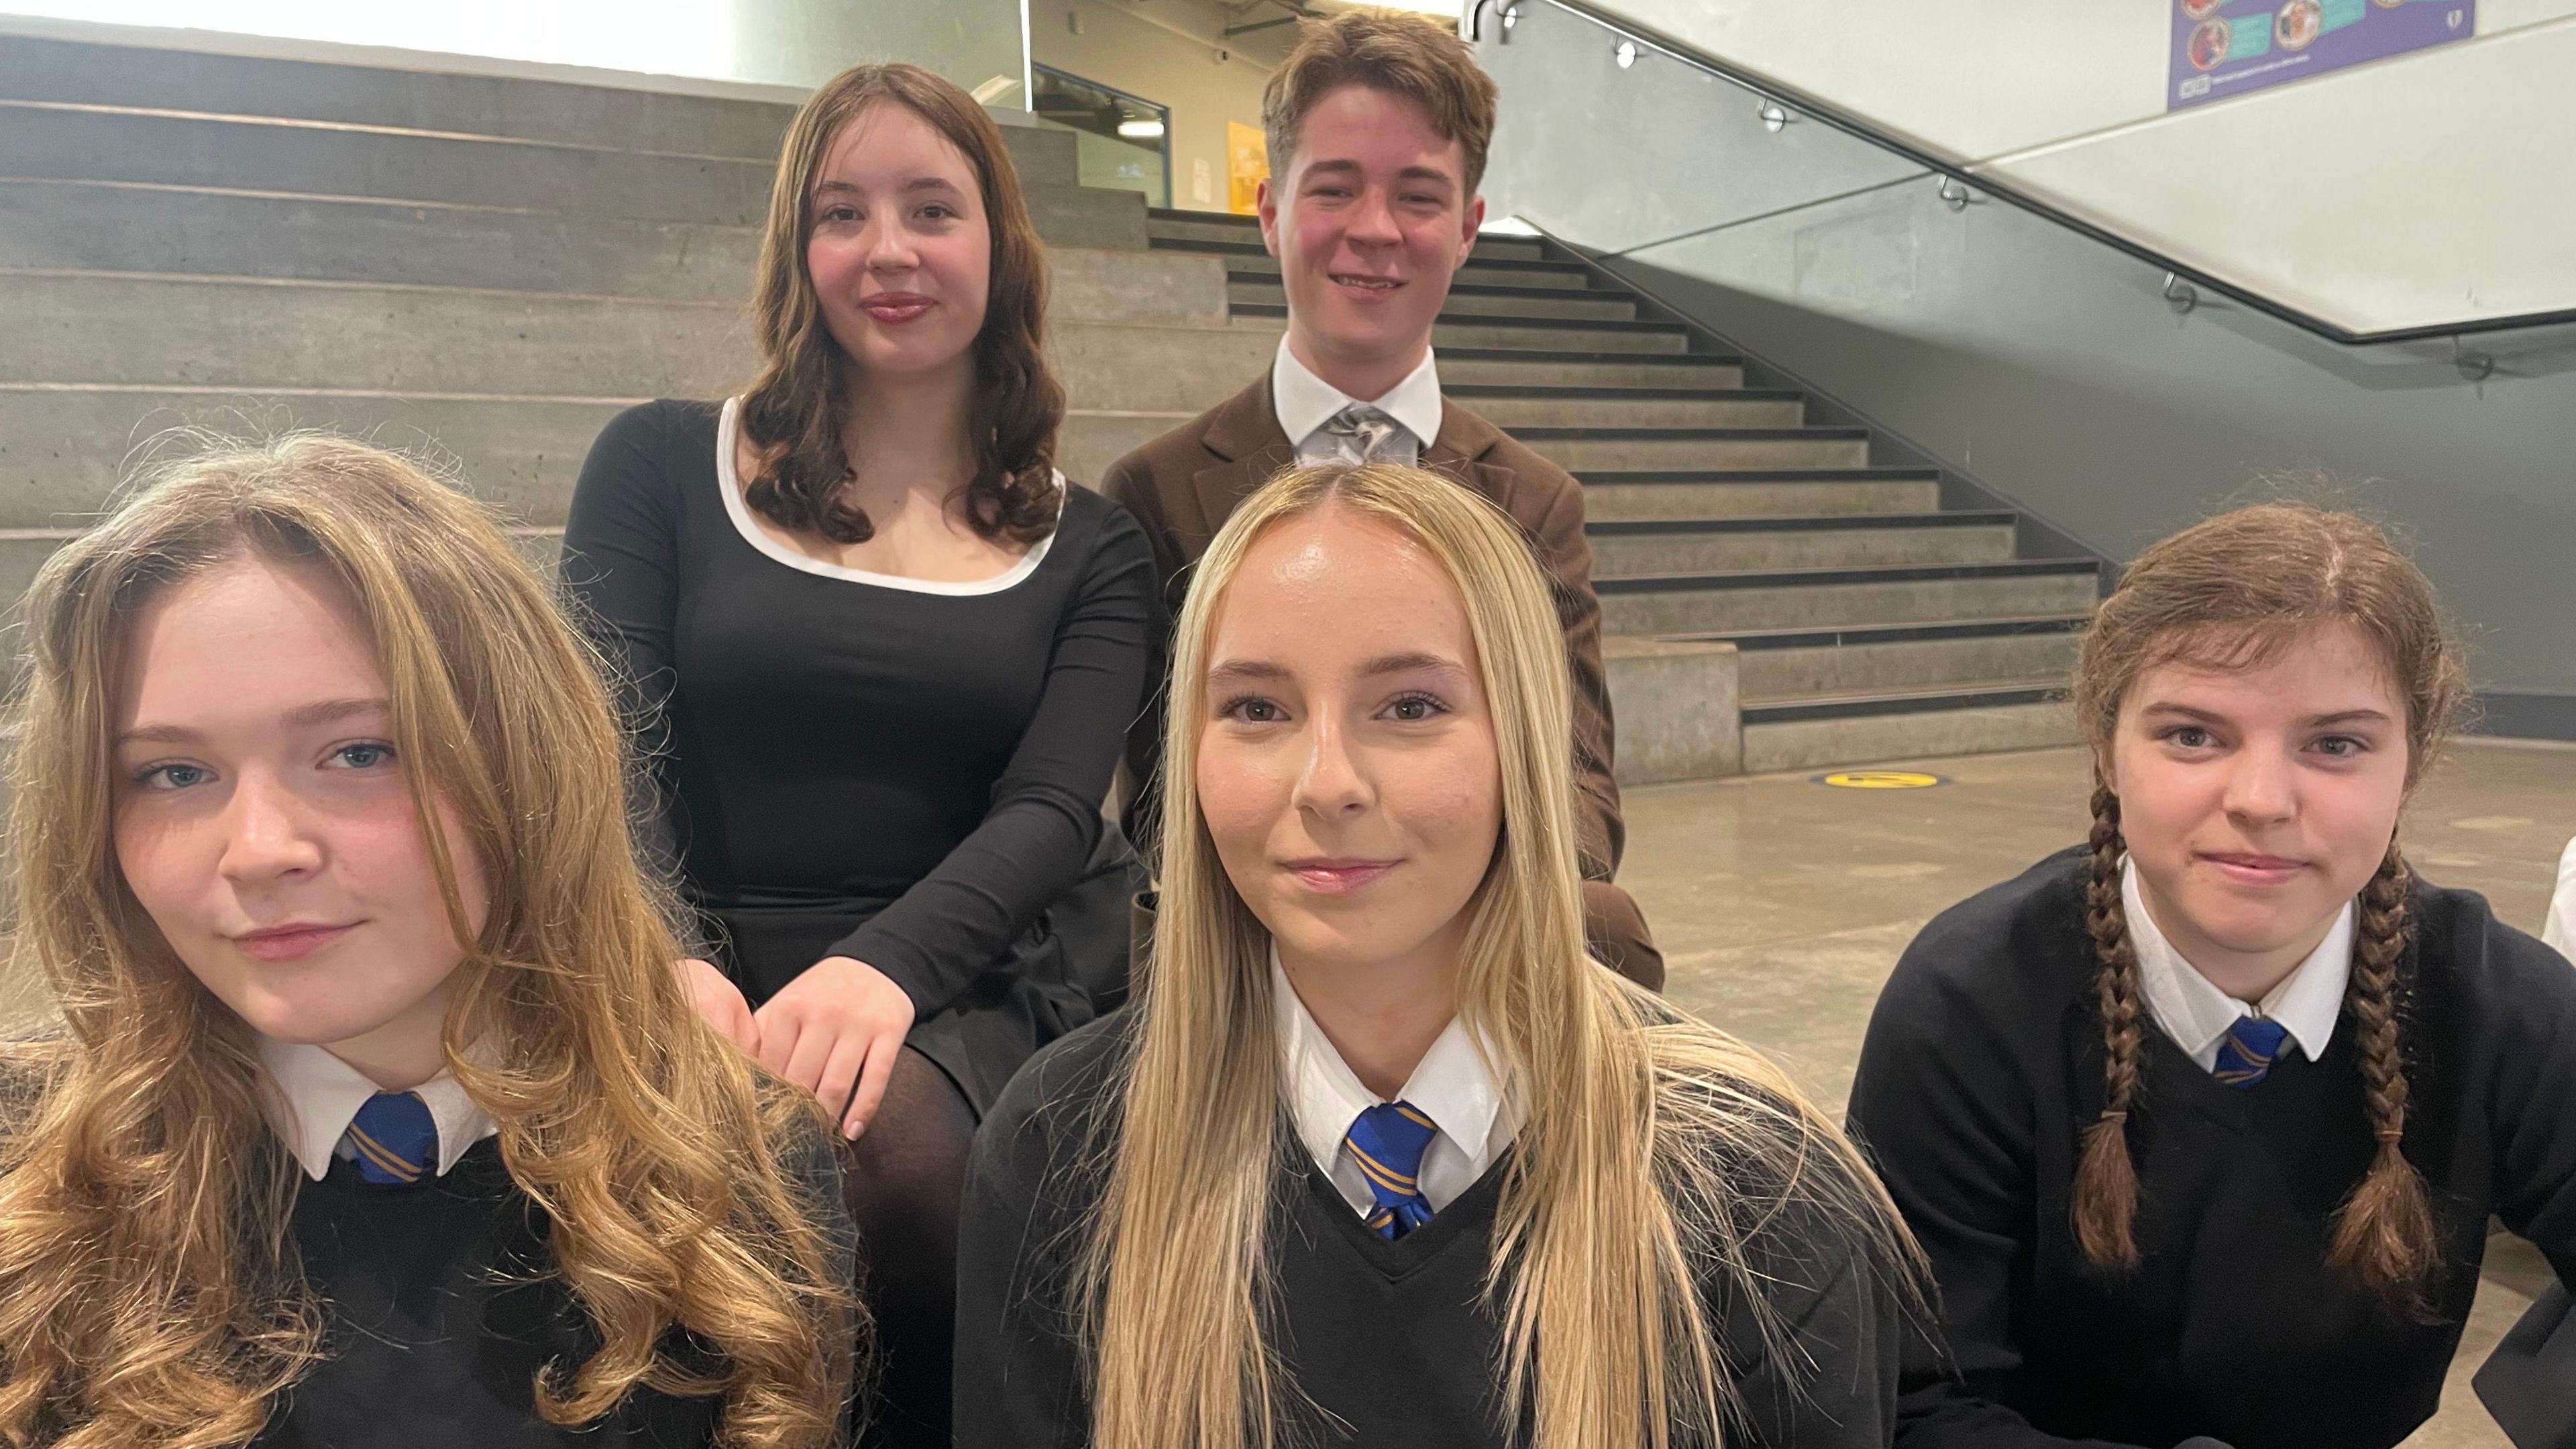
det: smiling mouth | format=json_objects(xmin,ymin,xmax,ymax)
[
  {"xmin": 1282, "ymin": 859, "xmax": 1399, "ymax": 894},
  {"xmin": 1330, "ymin": 274, "xmax": 1403, "ymax": 293},
  {"xmin": 2200, "ymin": 851, "xmax": 2310, "ymax": 882},
  {"xmin": 859, "ymin": 296, "xmax": 934, "ymax": 324},
  {"xmin": 231, "ymin": 922, "xmax": 358, "ymax": 963}
]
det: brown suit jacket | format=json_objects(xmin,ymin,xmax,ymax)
[{"xmin": 1102, "ymin": 373, "xmax": 1662, "ymax": 987}]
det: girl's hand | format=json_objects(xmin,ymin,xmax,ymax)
[
  {"xmin": 674, "ymin": 957, "xmax": 759, "ymax": 1053},
  {"xmin": 753, "ymin": 955, "xmax": 917, "ymax": 1138}
]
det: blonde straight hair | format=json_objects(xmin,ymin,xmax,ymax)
[
  {"xmin": 0, "ymin": 437, "xmax": 855, "ymax": 1448},
  {"xmin": 1075, "ymin": 462, "xmax": 1919, "ymax": 1449}
]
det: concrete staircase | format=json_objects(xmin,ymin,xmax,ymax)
[
  {"xmin": 1146, "ymin": 207, "xmax": 2096, "ymax": 776},
  {"xmin": 0, "ymin": 30, "xmax": 2090, "ymax": 779}
]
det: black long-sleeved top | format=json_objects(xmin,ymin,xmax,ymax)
[
  {"xmin": 1849, "ymin": 847, "xmax": 2576, "ymax": 1449},
  {"xmin": 563, "ymin": 400, "xmax": 1159, "ymax": 1103},
  {"xmin": 254, "ymin": 1130, "xmax": 855, "ymax": 1447},
  {"xmin": 955, "ymin": 1013, "xmax": 1903, "ymax": 1448}
]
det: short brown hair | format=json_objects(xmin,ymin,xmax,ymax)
[
  {"xmin": 1262, "ymin": 7, "xmax": 1499, "ymax": 196},
  {"xmin": 744, "ymin": 63, "xmax": 1064, "ymax": 546}
]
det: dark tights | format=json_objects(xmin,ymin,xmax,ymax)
[{"xmin": 842, "ymin": 1044, "xmax": 976, "ymax": 1449}]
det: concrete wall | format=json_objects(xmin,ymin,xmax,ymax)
[
  {"xmin": 0, "ymin": 0, "xmax": 1027, "ymax": 97},
  {"xmin": 1033, "ymin": 0, "xmax": 1287, "ymax": 212},
  {"xmin": 1479, "ymin": 0, "xmax": 2576, "ymax": 714},
  {"xmin": 1523, "ymin": 0, "xmax": 2576, "ymax": 336}
]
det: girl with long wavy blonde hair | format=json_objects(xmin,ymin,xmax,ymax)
[
  {"xmin": 1849, "ymin": 502, "xmax": 2576, "ymax": 1449},
  {"xmin": 0, "ymin": 435, "xmax": 857, "ymax": 1448},
  {"xmin": 955, "ymin": 462, "xmax": 1921, "ymax": 1448}
]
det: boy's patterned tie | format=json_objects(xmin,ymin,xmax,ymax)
[
  {"xmin": 1320, "ymin": 404, "xmax": 1406, "ymax": 465},
  {"xmin": 2212, "ymin": 1015, "xmax": 2293, "ymax": 1089},
  {"xmin": 346, "ymin": 1090, "xmax": 438, "ymax": 1185},
  {"xmin": 1346, "ymin": 1101, "xmax": 1440, "ymax": 1240}
]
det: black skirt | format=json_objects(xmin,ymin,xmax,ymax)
[{"xmin": 702, "ymin": 823, "xmax": 1140, "ymax": 1116}]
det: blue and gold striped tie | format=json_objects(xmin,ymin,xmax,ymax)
[
  {"xmin": 2212, "ymin": 1015, "xmax": 2292, "ymax": 1089},
  {"xmin": 345, "ymin": 1090, "xmax": 438, "ymax": 1185},
  {"xmin": 1346, "ymin": 1101, "xmax": 1440, "ymax": 1240}
]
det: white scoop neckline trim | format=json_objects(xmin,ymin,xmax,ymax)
[{"xmin": 714, "ymin": 395, "xmax": 1060, "ymax": 595}]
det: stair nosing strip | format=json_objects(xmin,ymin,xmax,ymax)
[
  {"xmin": 1228, "ymin": 302, "xmax": 1681, "ymax": 333},
  {"xmin": 1437, "ymin": 346, "xmax": 1743, "ymax": 366},
  {"xmin": 1585, "ymin": 511, "xmax": 2017, "ymax": 537},
  {"xmin": 1519, "ymin": 425, "xmax": 1866, "ymax": 441},
  {"xmin": 1575, "ymin": 468, "xmax": 1933, "ymax": 482},
  {"xmin": 1444, "ymin": 384, "xmax": 1801, "ymax": 401},
  {"xmin": 1743, "ymin": 682, "xmax": 2070, "ymax": 725},
  {"xmin": 1667, "ymin": 614, "xmax": 2094, "ymax": 649},
  {"xmin": 1595, "ymin": 557, "xmax": 2102, "ymax": 592}
]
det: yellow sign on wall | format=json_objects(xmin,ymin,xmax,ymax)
[{"xmin": 1226, "ymin": 119, "xmax": 1269, "ymax": 216}]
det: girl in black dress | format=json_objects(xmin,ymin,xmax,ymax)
[
  {"xmin": 562, "ymin": 63, "xmax": 1157, "ymax": 1447},
  {"xmin": 0, "ymin": 437, "xmax": 855, "ymax": 1448},
  {"xmin": 1850, "ymin": 502, "xmax": 2576, "ymax": 1449},
  {"xmin": 955, "ymin": 463, "xmax": 1921, "ymax": 1449}
]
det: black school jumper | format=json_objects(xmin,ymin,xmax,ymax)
[
  {"xmin": 251, "ymin": 1131, "xmax": 855, "ymax": 1448},
  {"xmin": 955, "ymin": 1013, "xmax": 1903, "ymax": 1448},
  {"xmin": 1849, "ymin": 846, "xmax": 2576, "ymax": 1449}
]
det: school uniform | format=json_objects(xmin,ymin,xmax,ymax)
[
  {"xmin": 1849, "ymin": 846, "xmax": 2576, "ymax": 1449},
  {"xmin": 1099, "ymin": 337, "xmax": 1662, "ymax": 989},
  {"xmin": 249, "ymin": 1039, "xmax": 855, "ymax": 1448},
  {"xmin": 954, "ymin": 981, "xmax": 1900, "ymax": 1448}
]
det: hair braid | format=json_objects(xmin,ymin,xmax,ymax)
[
  {"xmin": 2072, "ymin": 784, "xmax": 2147, "ymax": 1273},
  {"xmin": 2324, "ymin": 843, "xmax": 2441, "ymax": 1312}
]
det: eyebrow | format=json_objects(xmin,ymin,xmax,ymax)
[
  {"xmin": 114, "ymin": 696, "xmax": 390, "ymax": 748},
  {"xmin": 1300, "ymin": 160, "xmax": 1459, "ymax": 188},
  {"xmin": 813, "ymin": 176, "xmax": 965, "ymax": 197},
  {"xmin": 1205, "ymin": 653, "xmax": 1468, "ymax": 687},
  {"xmin": 2137, "ymin": 702, "xmax": 2395, "ymax": 729}
]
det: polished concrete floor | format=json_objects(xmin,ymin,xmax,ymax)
[{"xmin": 1625, "ymin": 738, "xmax": 2576, "ymax": 1449}]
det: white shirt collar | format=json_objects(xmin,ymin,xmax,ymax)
[
  {"xmin": 2123, "ymin": 856, "xmax": 2355, "ymax": 1073},
  {"xmin": 255, "ymin": 1035, "xmax": 498, "ymax": 1182},
  {"xmin": 1270, "ymin": 333, "xmax": 1444, "ymax": 462},
  {"xmin": 1269, "ymin": 951, "xmax": 1515, "ymax": 1213}
]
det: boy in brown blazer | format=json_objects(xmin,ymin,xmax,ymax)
[{"xmin": 1104, "ymin": 7, "xmax": 1660, "ymax": 987}]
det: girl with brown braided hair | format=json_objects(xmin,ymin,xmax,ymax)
[{"xmin": 1849, "ymin": 502, "xmax": 2576, "ymax": 1449}]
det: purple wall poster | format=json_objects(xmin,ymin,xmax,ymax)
[{"xmin": 2171, "ymin": 0, "xmax": 2475, "ymax": 110}]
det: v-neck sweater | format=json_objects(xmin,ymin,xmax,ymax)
[
  {"xmin": 1849, "ymin": 846, "xmax": 2576, "ymax": 1449},
  {"xmin": 955, "ymin": 1011, "xmax": 1901, "ymax": 1448}
]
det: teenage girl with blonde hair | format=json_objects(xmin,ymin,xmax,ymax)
[
  {"xmin": 1851, "ymin": 502, "xmax": 2576, "ymax": 1449},
  {"xmin": 0, "ymin": 437, "xmax": 857, "ymax": 1447},
  {"xmin": 955, "ymin": 461, "xmax": 1920, "ymax": 1448}
]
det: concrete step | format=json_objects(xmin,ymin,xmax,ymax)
[
  {"xmin": 1438, "ymin": 351, "xmax": 1744, "ymax": 390},
  {"xmin": 0, "ymin": 33, "xmax": 796, "ymax": 160},
  {"xmin": 1210, "ymin": 247, "xmax": 1596, "ymax": 290},
  {"xmin": 1596, "ymin": 559, "xmax": 2102, "ymax": 635},
  {"xmin": 1585, "ymin": 513, "xmax": 2017, "ymax": 575},
  {"xmin": 0, "ymin": 100, "xmax": 1131, "ymax": 242},
  {"xmin": 0, "ymin": 383, "xmax": 1175, "ymax": 535},
  {"xmin": 1225, "ymin": 276, "xmax": 1635, "ymax": 322},
  {"xmin": 0, "ymin": 270, "xmax": 1252, "ymax": 410},
  {"xmin": 0, "ymin": 384, "xmax": 626, "ymax": 528},
  {"xmin": 1452, "ymin": 385, "xmax": 1801, "ymax": 429},
  {"xmin": 1705, "ymin": 614, "xmax": 2090, "ymax": 697},
  {"xmin": 1523, "ymin": 427, "xmax": 1871, "ymax": 472},
  {"xmin": 1, "ymin": 99, "xmax": 776, "ymax": 224},
  {"xmin": 1739, "ymin": 680, "xmax": 2079, "ymax": 775},
  {"xmin": 0, "ymin": 522, "xmax": 563, "ymax": 616},
  {"xmin": 1576, "ymin": 469, "xmax": 1942, "ymax": 520},
  {"xmin": 0, "ymin": 36, "xmax": 1085, "ymax": 188}
]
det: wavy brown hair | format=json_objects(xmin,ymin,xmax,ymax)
[
  {"xmin": 1076, "ymin": 464, "xmax": 1922, "ymax": 1448},
  {"xmin": 2068, "ymin": 500, "xmax": 2468, "ymax": 1313},
  {"xmin": 0, "ymin": 436, "xmax": 858, "ymax": 1447},
  {"xmin": 741, "ymin": 62, "xmax": 1063, "ymax": 547}
]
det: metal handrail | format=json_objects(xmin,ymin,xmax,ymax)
[{"xmin": 1470, "ymin": 0, "xmax": 2576, "ymax": 347}]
